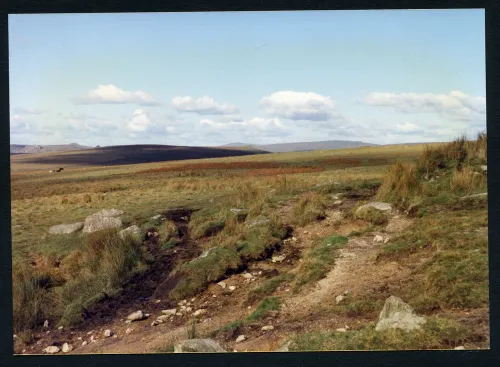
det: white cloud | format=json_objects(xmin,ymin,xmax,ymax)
[
  {"xmin": 200, "ymin": 116, "xmax": 289, "ymax": 140},
  {"xmin": 172, "ymin": 96, "xmax": 239, "ymax": 115},
  {"xmin": 259, "ymin": 91, "xmax": 337, "ymax": 121},
  {"xmin": 396, "ymin": 122, "xmax": 419, "ymax": 132},
  {"xmin": 74, "ymin": 84, "xmax": 160, "ymax": 106},
  {"xmin": 10, "ymin": 114, "xmax": 31, "ymax": 133},
  {"xmin": 363, "ymin": 91, "xmax": 486, "ymax": 122},
  {"xmin": 12, "ymin": 107, "xmax": 45, "ymax": 115},
  {"xmin": 127, "ymin": 109, "xmax": 151, "ymax": 132}
]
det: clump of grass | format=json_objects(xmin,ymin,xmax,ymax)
[
  {"xmin": 247, "ymin": 273, "xmax": 295, "ymax": 303},
  {"xmin": 55, "ymin": 229, "xmax": 147, "ymax": 327},
  {"xmin": 376, "ymin": 161, "xmax": 422, "ymax": 210},
  {"xmin": 290, "ymin": 192, "xmax": 328, "ymax": 226},
  {"xmin": 162, "ymin": 238, "xmax": 181, "ymax": 250},
  {"xmin": 236, "ymin": 222, "xmax": 286, "ymax": 261},
  {"xmin": 169, "ymin": 246, "xmax": 242, "ymax": 300},
  {"xmin": 12, "ymin": 266, "xmax": 53, "ymax": 333},
  {"xmin": 83, "ymin": 194, "xmax": 92, "ymax": 203},
  {"xmin": 353, "ymin": 206, "xmax": 388, "ymax": 225},
  {"xmin": 290, "ymin": 316, "xmax": 470, "ymax": 351},
  {"xmin": 158, "ymin": 220, "xmax": 178, "ymax": 242},
  {"xmin": 247, "ymin": 296, "xmax": 281, "ymax": 322},
  {"xmin": 294, "ymin": 235, "xmax": 348, "ymax": 291},
  {"xmin": 450, "ymin": 166, "xmax": 485, "ymax": 194},
  {"xmin": 186, "ymin": 320, "xmax": 197, "ymax": 339},
  {"xmin": 189, "ymin": 208, "xmax": 228, "ymax": 239},
  {"xmin": 335, "ymin": 298, "xmax": 385, "ymax": 318},
  {"xmin": 61, "ymin": 196, "xmax": 69, "ymax": 204}
]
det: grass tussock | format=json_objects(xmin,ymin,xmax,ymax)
[
  {"xmin": 290, "ymin": 316, "xmax": 470, "ymax": 351},
  {"xmin": 247, "ymin": 296, "xmax": 281, "ymax": 322},
  {"xmin": 376, "ymin": 161, "xmax": 422, "ymax": 209},
  {"xmin": 353, "ymin": 206, "xmax": 388, "ymax": 225},
  {"xmin": 290, "ymin": 192, "xmax": 328, "ymax": 226},
  {"xmin": 158, "ymin": 220, "xmax": 178, "ymax": 242},
  {"xmin": 13, "ymin": 229, "xmax": 148, "ymax": 331},
  {"xmin": 188, "ymin": 208, "xmax": 228, "ymax": 239},
  {"xmin": 294, "ymin": 235, "xmax": 348, "ymax": 292}
]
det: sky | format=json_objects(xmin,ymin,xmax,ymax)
[{"xmin": 8, "ymin": 10, "xmax": 486, "ymax": 147}]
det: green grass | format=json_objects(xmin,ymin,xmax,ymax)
[
  {"xmin": 289, "ymin": 192, "xmax": 328, "ymax": 226},
  {"xmin": 353, "ymin": 206, "xmax": 388, "ymax": 225},
  {"xmin": 247, "ymin": 273, "xmax": 296, "ymax": 303},
  {"xmin": 294, "ymin": 235, "xmax": 349, "ymax": 292},
  {"xmin": 247, "ymin": 296, "xmax": 281, "ymax": 321},
  {"xmin": 290, "ymin": 316, "xmax": 471, "ymax": 351},
  {"xmin": 162, "ymin": 238, "xmax": 181, "ymax": 250}
]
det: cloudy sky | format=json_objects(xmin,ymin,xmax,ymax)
[{"xmin": 9, "ymin": 10, "xmax": 485, "ymax": 147}]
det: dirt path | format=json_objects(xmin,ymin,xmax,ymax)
[{"xmin": 16, "ymin": 197, "xmax": 423, "ymax": 355}]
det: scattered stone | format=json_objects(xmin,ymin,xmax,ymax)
[
  {"xmin": 44, "ymin": 346, "xmax": 60, "ymax": 354},
  {"xmin": 83, "ymin": 215, "xmax": 122, "ymax": 234},
  {"xmin": 235, "ymin": 335, "xmax": 246, "ymax": 343},
  {"xmin": 303, "ymin": 231, "xmax": 309, "ymax": 234},
  {"xmin": 82, "ymin": 341, "xmax": 87, "ymax": 346},
  {"xmin": 87, "ymin": 331, "xmax": 93, "ymax": 335},
  {"xmin": 151, "ymin": 320, "xmax": 160, "ymax": 327},
  {"xmin": 199, "ymin": 247, "xmax": 217, "ymax": 258},
  {"xmin": 155, "ymin": 299, "xmax": 161, "ymax": 304},
  {"xmin": 46, "ymin": 331, "xmax": 50, "ymax": 334},
  {"xmin": 125, "ymin": 328, "xmax": 133, "ymax": 335},
  {"xmin": 162, "ymin": 309, "xmax": 177, "ymax": 316},
  {"xmin": 335, "ymin": 295, "xmax": 346, "ymax": 304},
  {"xmin": 247, "ymin": 217, "xmax": 271, "ymax": 228},
  {"xmin": 174, "ymin": 339, "xmax": 226, "ymax": 353},
  {"xmin": 375, "ymin": 295, "xmax": 426, "ymax": 331},
  {"xmin": 242, "ymin": 273, "xmax": 253, "ymax": 279},
  {"xmin": 229, "ymin": 286, "xmax": 236, "ymax": 291},
  {"xmin": 127, "ymin": 310, "xmax": 147, "ymax": 322},
  {"xmin": 49, "ymin": 222, "xmax": 84, "ymax": 234},
  {"xmin": 275, "ymin": 340, "xmax": 294, "ymax": 352},
  {"xmin": 43, "ymin": 320, "xmax": 49, "ymax": 328},
  {"xmin": 186, "ymin": 307, "xmax": 193, "ymax": 312},
  {"xmin": 21, "ymin": 349, "xmax": 26, "ymax": 353},
  {"xmin": 104, "ymin": 329, "xmax": 113, "ymax": 337},
  {"xmin": 217, "ymin": 281, "xmax": 227, "ymax": 289},
  {"xmin": 193, "ymin": 309, "xmax": 207, "ymax": 317},
  {"xmin": 262, "ymin": 325, "xmax": 275, "ymax": 331},
  {"xmin": 454, "ymin": 346, "xmax": 465, "ymax": 350},
  {"xmin": 384, "ymin": 237, "xmax": 390, "ymax": 244},
  {"xmin": 62, "ymin": 343, "xmax": 73, "ymax": 353},
  {"xmin": 373, "ymin": 235, "xmax": 384, "ymax": 243},
  {"xmin": 113, "ymin": 334, "xmax": 118, "ymax": 338},
  {"xmin": 176, "ymin": 312, "xmax": 183, "ymax": 316},
  {"xmin": 271, "ymin": 255, "xmax": 286, "ymax": 263},
  {"xmin": 291, "ymin": 237, "xmax": 297, "ymax": 242},
  {"xmin": 336, "ymin": 328, "xmax": 347, "ymax": 333},
  {"xmin": 356, "ymin": 202, "xmax": 392, "ymax": 213},
  {"xmin": 481, "ymin": 165, "xmax": 487, "ymax": 172},
  {"xmin": 157, "ymin": 315, "xmax": 170, "ymax": 322},
  {"xmin": 77, "ymin": 337, "xmax": 82, "ymax": 341},
  {"xmin": 58, "ymin": 326, "xmax": 64, "ymax": 331},
  {"xmin": 118, "ymin": 225, "xmax": 142, "ymax": 240},
  {"xmin": 333, "ymin": 200, "xmax": 343, "ymax": 206}
]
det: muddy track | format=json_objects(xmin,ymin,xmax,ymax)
[{"xmin": 79, "ymin": 208, "xmax": 204, "ymax": 328}]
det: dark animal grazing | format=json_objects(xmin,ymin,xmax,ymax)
[{"xmin": 53, "ymin": 167, "xmax": 64, "ymax": 172}]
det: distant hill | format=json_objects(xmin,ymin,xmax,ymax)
[
  {"xmin": 220, "ymin": 140, "xmax": 379, "ymax": 153},
  {"xmin": 10, "ymin": 143, "xmax": 91, "ymax": 154},
  {"xmin": 11, "ymin": 144, "xmax": 268, "ymax": 168}
]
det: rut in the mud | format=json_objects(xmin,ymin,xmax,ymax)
[{"xmin": 82, "ymin": 208, "xmax": 203, "ymax": 326}]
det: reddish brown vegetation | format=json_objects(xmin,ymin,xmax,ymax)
[
  {"xmin": 320, "ymin": 157, "xmax": 390, "ymax": 167},
  {"xmin": 244, "ymin": 167, "xmax": 324, "ymax": 177},
  {"xmin": 137, "ymin": 161, "xmax": 286, "ymax": 174}
]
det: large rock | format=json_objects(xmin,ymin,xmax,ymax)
[
  {"xmin": 247, "ymin": 217, "xmax": 270, "ymax": 228},
  {"xmin": 173, "ymin": 339, "xmax": 226, "ymax": 353},
  {"xmin": 83, "ymin": 209, "xmax": 124, "ymax": 233},
  {"xmin": 118, "ymin": 225, "xmax": 142, "ymax": 240},
  {"xmin": 49, "ymin": 222, "xmax": 84, "ymax": 234},
  {"xmin": 356, "ymin": 202, "xmax": 392, "ymax": 213},
  {"xmin": 375, "ymin": 296, "xmax": 426, "ymax": 332}
]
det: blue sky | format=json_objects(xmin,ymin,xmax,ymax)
[{"xmin": 9, "ymin": 10, "xmax": 486, "ymax": 146}]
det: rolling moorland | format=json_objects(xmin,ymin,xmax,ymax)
[{"xmin": 11, "ymin": 133, "xmax": 488, "ymax": 354}]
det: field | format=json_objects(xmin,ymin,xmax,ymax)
[{"xmin": 10, "ymin": 137, "xmax": 489, "ymax": 354}]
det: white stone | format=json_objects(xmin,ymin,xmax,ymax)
[
  {"xmin": 242, "ymin": 273, "xmax": 253, "ymax": 279},
  {"xmin": 104, "ymin": 329, "xmax": 112, "ymax": 337},
  {"xmin": 125, "ymin": 328, "xmax": 133, "ymax": 335},
  {"xmin": 173, "ymin": 339, "xmax": 226, "ymax": 353},
  {"xmin": 375, "ymin": 296, "xmax": 426, "ymax": 331},
  {"xmin": 193, "ymin": 309, "xmax": 207, "ymax": 317},
  {"xmin": 82, "ymin": 341, "xmax": 87, "ymax": 346},
  {"xmin": 235, "ymin": 335, "xmax": 246, "ymax": 343},
  {"xmin": 217, "ymin": 281, "xmax": 227, "ymax": 289},
  {"xmin": 229, "ymin": 286, "xmax": 236, "ymax": 291},
  {"xmin": 335, "ymin": 295, "xmax": 345, "ymax": 304},
  {"xmin": 373, "ymin": 235, "xmax": 384, "ymax": 243},
  {"xmin": 162, "ymin": 309, "xmax": 177, "ymax": 316},
  {"xmin": 356, "ymin": 202, "xmax": 392, "ymax": 212},
  {"xmin": 77, "ymin": 337, "xmax": 82, "ymax": 341},
  {"xmin": 127, "ymin": 310, "xmax": 147, "ymax": 322},
  {"xmin": 336, "ymin": 328, "xmax": 347, "ymax": 333},
  {"xmin": 44, "ymin": 346, "xmax": 60, "ymax": 354},
  {"xmin": 384, "ymin": 237, "xmax": 390, "ymax": 244},
  {"xmin": 455, "ymin": 346, "xmax": 465, "ymax": 350},
  {"xmin": 62, "ymin": 343, "xmax": 73, "ymax": 353},
  {"xmin": 43, "ymin": 320, "xmax": 49, "ymax": 328},
  {"xmin": 271, "ymin": 255, "xmax": 286, "ymax": 263},
  {"xmin": 262, "ymin": 325, "xmax": 275, "ymax": 331}
]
